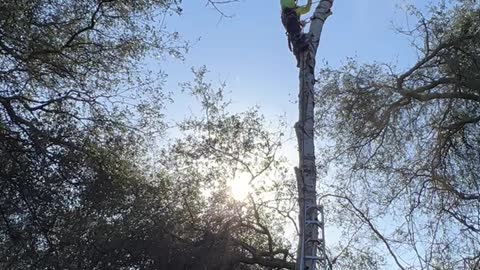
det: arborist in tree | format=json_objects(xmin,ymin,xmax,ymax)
[{"xmin": 280, "ymin": 0, "xmax": 313, "ymax": 66}]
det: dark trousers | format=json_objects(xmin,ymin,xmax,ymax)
[
  {"xmin": 282, "ymin": 9, "xmax": 302, "ymax": 42},
  {"xmin": 281, "ymin": 8, "xmax": 307, "ymax": 65}
]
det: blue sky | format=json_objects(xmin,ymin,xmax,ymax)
[
  {"xmin": 157, "ymin": 0, "xmax": 428, "ymax": 170},
  {"xmin": 160, "ymin": 0, "xmax": 424, "ymax": 123}
]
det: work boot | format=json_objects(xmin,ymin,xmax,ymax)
[
  {"xmin": 297, "ymin": 34, "xmax": 310, "ymax": 51},
  {"xmin": 292, "ymin": 34, "xmax": 309, "ymax": 54},
  {"xmin": 292, "ymin": 35, "xmax": 309, "ymax": 68}
]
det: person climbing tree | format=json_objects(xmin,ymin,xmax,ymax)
[{"xmin": 280, "ymin": 0, "xmax": 313, "ymax": 66}]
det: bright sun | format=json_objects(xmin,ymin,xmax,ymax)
[{"xmin": 230, "ymin": 172, "xmax": 251, "ymax": 201}]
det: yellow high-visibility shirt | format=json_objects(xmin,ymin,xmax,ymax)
[{"xmin": 280, "ymin": 0, "xmax": 312, "ymax": 15}]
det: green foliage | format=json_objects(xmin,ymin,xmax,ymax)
[
  {"xmin": 316, "ymin": 1, "xmax": 480, "ymax": 269},
  {"xmin": 0, "ymin": 1, "xmax": 295, "ymax": 266},
  {"xmin": 0, "ymin": 0, "xmax": 297, "ymax": 269},
  {"xmin": 156, "ymin": 67, "xmax": 296, "ymax": 269}
]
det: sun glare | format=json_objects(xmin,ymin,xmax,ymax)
[{"xmin": 230, "ymin": 172, "xmax": 251, "ymax": 201}]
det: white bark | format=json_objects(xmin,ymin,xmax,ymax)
[{"xmin": 295, "ymin": 1, "xmax": 334, "ymax": 270}]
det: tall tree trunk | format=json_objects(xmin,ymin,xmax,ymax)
[{"xmin": 294, "ymin": 1, "xmax": 334, "ymax": 270}]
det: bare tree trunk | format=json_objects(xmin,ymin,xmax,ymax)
[{"xmin": 294, "ymin": 1, "xmax": 334, "ymax": 270}]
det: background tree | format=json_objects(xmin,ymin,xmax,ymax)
[
  {"xmin": 315, "ymin": 1, "xmax": 480, "ymax": 269},
  {"xmin": 0, "ymin": 0, "xmax": 295, "ymax": 269},
  {"xmin": 1, "ymin": 0, "xmax": 181, "ymax": 267},
  {"xmin": 162, "ymin": 67, "xmax": 296, "ymax": 269}
]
